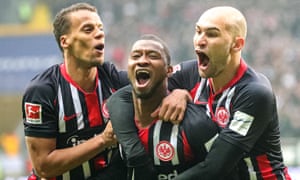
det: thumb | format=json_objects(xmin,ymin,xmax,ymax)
[{"xmin": 151, "ymin": 108, "xmax": 160, "ymax": 118}]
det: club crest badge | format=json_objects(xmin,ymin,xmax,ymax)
[
  {"xmin": 156, "ymin": 141, "xmax": 175, "ymax": 161},
  {"xmin": 215, "ymin": 107, "xmax": 229, "ymax": 128}
]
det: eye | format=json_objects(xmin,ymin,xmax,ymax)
[
  {"xmin": 82, "ymin": 24, "xmax": 95, "ymax": 33},
  {"xmin": 130, "ymin": 52, "xmax": 142, "ymax": 60},
  {"xmin": 148, "ymin": 52, "xmax": 161, "ymax": 60},
  {"xmin": 206, "ymin": 30, "xmax": 219, "ymax": 38}
]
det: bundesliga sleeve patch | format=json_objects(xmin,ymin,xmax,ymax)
[
  {"xmin": 229, "ymin": 111, "xmax": 254, "ymax": 136},
  {"xmin": 172, "ymin": 64, "xmax": 181, "ymax": 73},
  {"xmin": 25, "ymin": 102, "xmax": 42, "ymax": 124}
]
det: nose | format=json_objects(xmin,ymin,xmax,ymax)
[
  {"xmin": 95, "ymin": 28, "xmax": 105, "ymax": 39},
  {"xmin": 194, "ymin": 33, "xmax": 206, "ymax": 49},
  {"xmin": 137, "ymin": 55, "xmax": 150, "ymax": 67}
]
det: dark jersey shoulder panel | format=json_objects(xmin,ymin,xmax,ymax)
[
  {"xmin": 168, "ymin": 59, "xmax": 199, "ymax": 90},
  {"xmin": 22, "ymin": 64, "xmax": 61, "ymax": 137},
  {"xmin": 221, "ymin": 70, "xmax": 278, "ymax": 152}
]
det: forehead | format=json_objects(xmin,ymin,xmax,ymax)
[
  {"xmin": 131, "ymin": 40, "xmax": 164, "ymax": 52},
  {"xmin": 69, "ymin": 10, "xmax": 102, "ymax": 27},
  {"xmin": 196, "ymin": 12, "xmax": 226, "ymax": 30}
]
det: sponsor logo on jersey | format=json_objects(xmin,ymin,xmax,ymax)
[
  {"xmin": 158, "ymin": 170, "xmax": 178, "ymax": 180},
  {"xmin": 229, "ymin": 111, "xmax": 254, "ymax": 136},
  {"xmin": 67, "ymin": 135, "xmax": 87, "ymax": 147},
  {"xmin": 156, "ymin": 141, "xmax": 175, "ymax": 161},
  {"xmin": 63, "ymin": 112, "xmax": 82, "ymax": 121},
  {"xmin": 215, "ymin": 107, "xmax": 229, "ymax": 127},
  {"xmin": 25, "ymin": 102, "xmax": 42, "ymax": 124}
]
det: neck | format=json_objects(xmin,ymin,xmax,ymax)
[
  {"xmin": 211, "ymin": 56, "xmax": 241, "ymax": 93},
  {"xmin": 64, "ymin": 56, "xmax": 97, "ymax": 92},
  {"xmin": 133, "ymin": 84, "xmax": 167, "ymax": 128}
]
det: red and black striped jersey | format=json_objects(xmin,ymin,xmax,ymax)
[
  {"xmin": 128, "ymin": 103, "xmax": 218, "ymax": 179},
  {"xmin": 22, "ymin": 61, "xmax": 128, "ymax": 180},
  {"xmin": 169, "ymin": 59, "xmax": 291, "ymax": 180}
]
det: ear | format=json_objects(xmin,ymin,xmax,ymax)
[
  {"xmin": 167, "ymin": 65, "xmax": 173, "ymax": 77},
  {"xmin": 231, "ymin": 37, "xmax": 245, "ymax": 52},
  {"xmin": 60, "ymin": 35, "xmax": 69, "ymax": 49}
]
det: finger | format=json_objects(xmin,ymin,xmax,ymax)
[
  {"xmin": 159, "ymin": 106, "xmax": 175, "ymax": 121},
  {"xmin": 176, "ymin": 110, "xmax": 185, "ymax": 122},
  {"xmin": 151, "ymin": 107, "xmax": 160, "ymax": 118}
]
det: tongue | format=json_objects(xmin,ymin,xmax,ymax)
[
  {"xmin": 138, "ymin": 79, "xmax": 148, "ymax": 85},
  {"xmin": 202, "ymin": 58, "xmax": 209, "ymax": 66}
]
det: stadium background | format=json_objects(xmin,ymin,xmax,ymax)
[{"xmin": 0, "ymin": 0, "xmax": 299, "ymax": 179}]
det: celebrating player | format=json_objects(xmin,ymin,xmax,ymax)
[{"xmin": 22, "ymin": 3, "xmax": 128, "ymax": 179}]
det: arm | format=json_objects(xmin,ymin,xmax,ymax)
[
  {"xmin": 26, "ymin": 122, "xmax": 117, "ymax": 178},
  {"xmin": 175, "ymin": 78, "xmax": 275, "ymax": 179},
  {"xmin": 87, "ymin": 147, "xmax": 127, "ymax": 180},
  {"xmin": 157, "ymin": 59, "xmax": 198, "ymax": 123},
  {"xmin": 174, "ymin": 136, "xmax": 244, "ymax": 180},
  {"xmin": 151, "ymin": 89, "xmax": 191, "ymax": 123},
  {"xmin": 107, "ymin": 85, "xmax": 150, "ymax": 166}
]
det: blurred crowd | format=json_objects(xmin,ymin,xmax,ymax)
[{"xmin": 0, "ymin": 0, "xmax": 299, "ymax": 135}]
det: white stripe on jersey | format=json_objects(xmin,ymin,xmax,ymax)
[
  {"xmin": 244, "ymin": 157, "xmax": 257, "ymax": 180},
  {"xmin": 193, "ymin": 78, "xmax": 207, "ymax": 103},
  {"xmin": 70, "ymin": 83, "xmax": 84, "ymax": 130},
  {"xmin": 170, "ymin": 124, "xmax": 179, "ymax": 165},
  {"xmin": 58, "ymin": 85, "xmax": 66, "ymax": 133},
  {"xmin": 153, "ymin": 120, "xmax": 163, "ymax": 165},
  {"xmin": 204, "ymin": 133, "xmax": 218, "ymax": 152},
  {"xmin": 62, "ymin": 171, "xmax": 70, "ymax": 180},
  {"xmin": 225, "ymin": 87, "xmax": 235, "ymax": 116},
  {"xmin": 82, "ymin": 161, "xmax": 91, "ymax": 179},
  {"xmin": 153, "ymin": 121, "xmax": 180, "ymax": 165}
]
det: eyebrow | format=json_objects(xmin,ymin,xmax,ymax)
[{"xmin": 196, "ymin": 24, "xmax": 220, "ymax": 31}]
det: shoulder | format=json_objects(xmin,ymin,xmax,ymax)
[
  {"xmin": 182, "ymin": 103, "xmax": 218, "ymax": 140},
  {"xmin": 172, "ymin": 59, "xmax": 197, "ymax": 73},
  {"xmin": 107, "ymin": 85, "xmax": 133, "ymax": 109},
  {"xmin": 237, "ymin": 70, "xmax": 274, "ymax": 102},
  {"xmin": 23, "ymin": 64, "xmax": 60, "ymax": 101}
]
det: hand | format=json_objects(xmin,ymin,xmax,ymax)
[
  {"xmin": 151, "ymin": 89, "xmax": 192, "ymax": 124},
  {"xmin": 101, "ymin": 121, "xmax": 117, "ymax": 147}
]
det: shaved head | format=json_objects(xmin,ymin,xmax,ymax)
[{"xmin": 199, "ymin": 6, "xmax": 247, "ymax": 39}]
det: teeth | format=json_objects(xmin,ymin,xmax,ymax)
[{"xmin": 136, "ymin": 70, "xmax": 149, "ymax": 75}]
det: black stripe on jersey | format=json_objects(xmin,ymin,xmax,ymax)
[{"xmin": 60, "ymin": 77, "xmax": 78, "ymax": 131}]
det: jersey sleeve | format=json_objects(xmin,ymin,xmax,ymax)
[
  {"xmin": 221, "ymin": 77, "xmax": 276, "ymax": 152},
  {"xmin": 182, "ymin": 104, "xmax": 219, "ymax": 160},
  {"xmin": 168, "ymin": 59, "xmax": 199, "ymax": 91},
  {"xmin": 101, "ymin": 61, "xmax": 129, "ymax": 89},
  {"xmin": 22, "ymin": 71, "xmax": 59, "ymax": 138}
]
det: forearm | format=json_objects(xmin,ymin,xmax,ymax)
[
  {"xmin": 174, "ymin": 137, "xmax": 244, "ymax": 180},
  {"xmin": 26, "ymin": 133, "xmax": 110, "ymax": 178}
]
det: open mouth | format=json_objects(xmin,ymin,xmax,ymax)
[
  {"xmin": 136, "ymin": 70, "xmax": 150, "ymax": 86},
  {"xmin": 95, "ymin": 44, "xmax": 104, "ymax": 51},
  {"xmin": 197, "ymin": 51, "xmax": 209, "ymax": 67}
]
